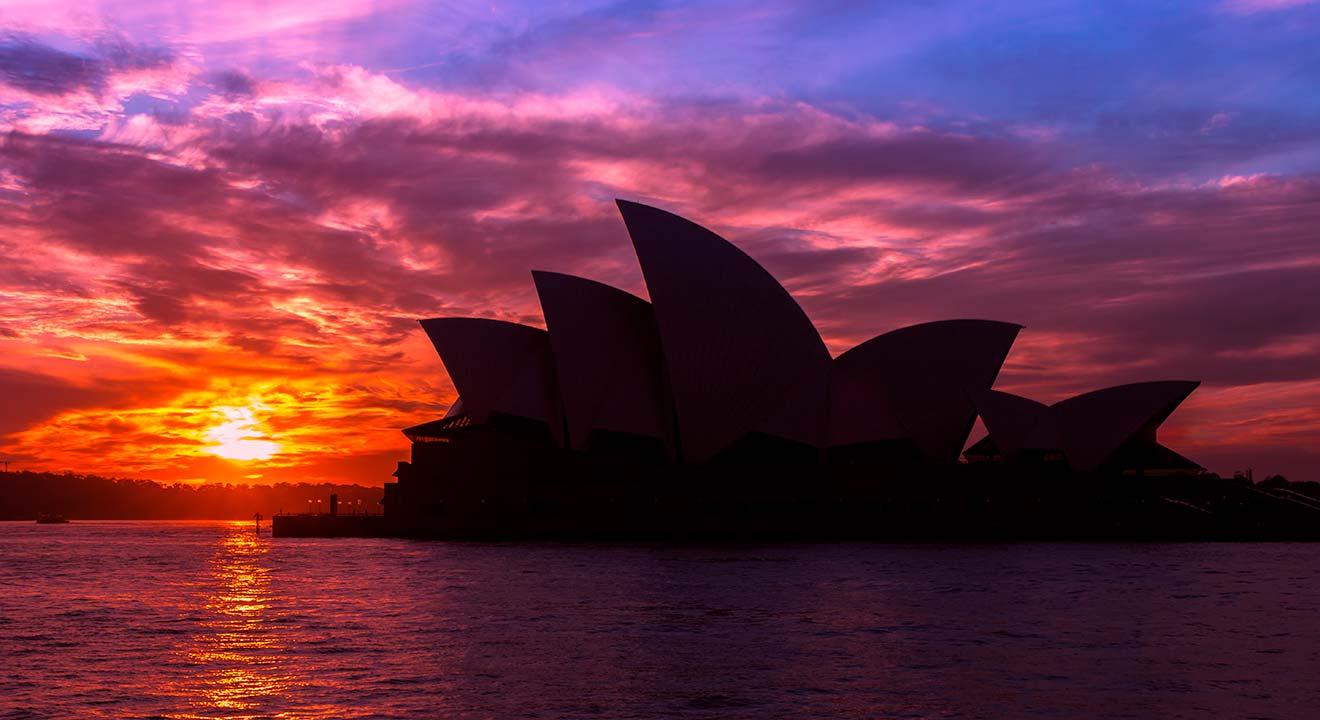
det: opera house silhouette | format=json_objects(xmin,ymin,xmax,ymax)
[{"xmin": 365, "ymin": 200, "xmax": 1266, "ymax": 540}]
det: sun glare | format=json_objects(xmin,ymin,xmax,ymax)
[{"xmin": 205, "ymin": 406, "xmax": 281, "ymax": 461}]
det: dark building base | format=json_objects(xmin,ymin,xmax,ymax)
[{"xmin": 368, "ymin": 462, "xmax": 1320, "ymax": 542}]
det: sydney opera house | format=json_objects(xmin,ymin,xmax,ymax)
[{"xmin": 368, "ymin": 200, "xmax": 1260, "ymax": 538}]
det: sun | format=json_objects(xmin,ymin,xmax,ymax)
[{"xmin": 205, "ymin": 406, "xmax": 281, "ymax": 461}]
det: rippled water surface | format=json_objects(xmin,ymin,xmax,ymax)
[{"xmin": 2, "ymin": 522, "xmax": 1319, "ymax": 719}]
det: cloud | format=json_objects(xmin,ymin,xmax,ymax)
[
  {"xmin": 0, "ymin": 34, "xmax": 193, "ymax": 136},
  {"xmin": 0, "ymin": 37, "xmax": 104, "ymax": 96},
  {"xmin": 0, "ymin": 34, "xmax": 176, "ymax": 96},
  {"xmin": 212, "ymin": 70, "xmax": 256, "ymax": 97},
  {"xmin": 1220, "ymin": 0, "xmax": 1320, "ymax": 13},
  {"xmin": 757, "ymin": 130, "xmax": 1054, "ymax": 194},
  {"xmin": 0, "ymin": 369, "xmax": 113, "ymax": 438},
  {"xmin": 2, "ymin": 8, "xmax": 1320, "ymax": 482}
]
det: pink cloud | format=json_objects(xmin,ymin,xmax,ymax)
[
  {"xmin": 1220, "ymin": 0, "xmax": 1320, "ymax": 13},
  {"xmin": 2, "ymin": 59, "xmax": 1319, "ymax": 482}
]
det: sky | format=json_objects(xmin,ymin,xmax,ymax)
[{"xmin": 1, "ymin": 0, "xmax": 1319, "ymax": 485}]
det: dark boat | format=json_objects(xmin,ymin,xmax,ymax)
[{"xmin": 35, "ymin": 513, "xmax": 69, "ymax": 524}]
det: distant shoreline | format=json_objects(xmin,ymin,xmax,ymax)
[{"xmin": 0, "ymin": 470, "xmax": 385, "ymax": 522}]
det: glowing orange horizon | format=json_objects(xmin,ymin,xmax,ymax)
[{"xmin": 2, "ymin": 6, "xmax": 1318, "ymax": 484}]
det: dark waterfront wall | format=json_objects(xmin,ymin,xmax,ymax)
[{"xmin": 380, "ymin": 440, "xmax": 1320, "ymax": 541}]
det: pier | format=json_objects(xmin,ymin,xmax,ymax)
[{"xmin": 272, "ymin": 493, "xmax": 392, "ymax": 537}]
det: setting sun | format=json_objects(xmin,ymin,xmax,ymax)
[{"xmin": 205, "ymin": 406, "xmax": 280, "ymax": 462}]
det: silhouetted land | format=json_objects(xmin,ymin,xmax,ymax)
[{"xmin": 0, "ymin": 471, "xmax": 381, "ymax": 521}]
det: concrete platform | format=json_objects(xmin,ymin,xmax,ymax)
[{"xmin": 272, "ymin": 514, "xmax": 392, "ymax": 538}]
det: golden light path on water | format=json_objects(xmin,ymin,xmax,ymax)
[
  {"xmin": 3, "ymin": 523, "xmax": 1320, "ymax": 717},
  {"xmin": 175, "ymin": 526, "xmax": 303, "ymax": 719}
]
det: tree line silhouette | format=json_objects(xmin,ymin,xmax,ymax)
[{"xmin": 0, "ymin": 470, "xmax": 382, "ymax": 520}]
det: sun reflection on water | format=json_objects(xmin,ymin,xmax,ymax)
[{"xmin": 174, "ymin": 524, "xmax": 303, "ymax": 719}]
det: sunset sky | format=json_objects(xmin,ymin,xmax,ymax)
[{"xmin": 2, "ymin": 0, "xmax": 1319, "ymax": 485}]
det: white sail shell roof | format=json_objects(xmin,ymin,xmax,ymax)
[
  {"xmin": 532, "ymin": 270, "xmax": 672, "ymax": 453},
  {"xmin": 419, "ymin": 317, "xmax": 562, "ymax": 443},
  {"xmin": 832, "ymin": 320, "xmax": 1021, "ymax": 461},
  {"xmin": 1052, "ymin": 381, "xmax": 1199, "ymax": 471},
  {"xmin": 411, "ymin": 200, "xmax": 1199, "ymax": 475},
  {"xmin": 971, "ymin": 389, "xmax": 1055, "ymax": 458},
  {"xmin": 972, "ymin": 381, "xmax": 1199, "ymax": 471},
  {"xmin": 616, "ymin": 200, "xmax": 831, "ymax": 461}
]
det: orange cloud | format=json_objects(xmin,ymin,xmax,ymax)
[{"xmin": 3, "ymin": 57, "xmax": 1319, "ymax": 483}]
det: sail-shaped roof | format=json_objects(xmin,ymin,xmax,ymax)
[
  {"xmin": 969, "ymin": 381, "xmax": 1199, "ymax": 471},
  {"xmin": 1052, "ymin": 381, "xmax": 1199, "ymax": 471},
  {"xmin": 829, "ymin": 351, "xmax": 905, "ymax": 449},
  {"xmin": 616, "ymin": 200, "xmax": 831, "ymax": 461},
  {"xmin": 532, "ymin": 270, "xmax": 672, "ymax": 452},
  {"xmin": 412, "ymin": 200, "xmax": 1199, "ymax": 476},
  {"xmin": 419, "ymin": 317, "xmax": 561, "ymax": 443},
  {"xmin": 971, "ymin": 389, "xmax": 1055, "ymax": 459},
  {"xmin": 833, "ymin": 320, "xmax": 1020, "ymax": 461}
]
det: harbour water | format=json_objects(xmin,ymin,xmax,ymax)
[{"xmin": 1, "ymin": 521, "xmax": 1318, "ymax": 718}]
